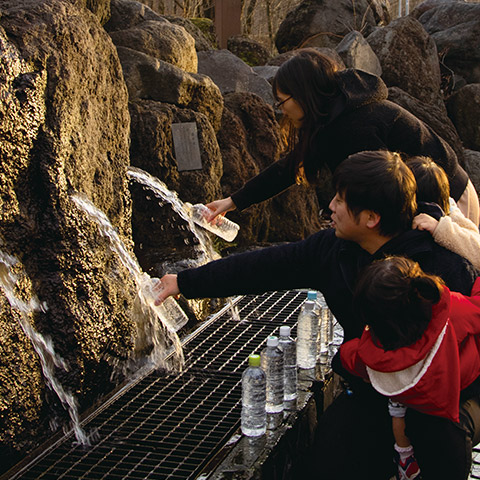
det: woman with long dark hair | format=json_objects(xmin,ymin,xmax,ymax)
[{"xmin": 206, "ymin": 48, "xmax": 479, "ymax": 226}]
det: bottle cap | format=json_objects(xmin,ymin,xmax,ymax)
[
  {"xmin": 307, "ymin": 291, "xmax": 317, "ymax": 301},
  {"xmin": 304, "ymin": 300, "xmax": 314, "ymax": 310},
  {"xmin": 279, "ymin": 326, "xmax": 291, "ymax": 337},
  {"xmin": 248, "ymin": 354, "xmax": 261, "ymax": 367},
  {"xmin": 266, "ymin": 335, "xmax": 279, "ymax": 347}
]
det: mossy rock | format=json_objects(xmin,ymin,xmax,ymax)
[
  {"xmin": 227, "ymin": 35, "xmax": 270, "ymax": 67},
  {"xmin": 191, "ymin": 17, "xmax": 218, "ymax": 49}
]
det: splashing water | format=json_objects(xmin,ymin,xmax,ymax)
[
  {"xmin": 127, "ymin": 167, "xmax": 220, "ymax": 265},
  {"xmin": 71, "ymin": 194, "xmax": 184, "ymax": 372},
  {"xmin": 0, "ymin": 250, "xmax": 90, "ymax": 446},
  {"xmin": 127, "ymin": 167, "xmax": 243, "ymax": 322}
]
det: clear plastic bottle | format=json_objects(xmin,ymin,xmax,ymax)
[
  {"xmin": 278, "ymin": 326, "xmax": 297, "ymax": 401},
  {"xmin": 184, "ymin": 202, "xmax": 240, "ymax": 242},
  {"xmin": 241, "ymin": 354, "xmax": 266, "ymax": 437},
  {"xmin": 307, "ymin": 290, "xmax": 330, "ymax": 356},
  {"xmin": 261, "ymin": 336, "xmax": 284, "ymax": 413},
  {"xmin": 296, "ymin": 299, "xmax": 318, "ymax": 369},
  {"xmin": 141, "ymin": 275, "xmax": 188, "ymax": 331}
]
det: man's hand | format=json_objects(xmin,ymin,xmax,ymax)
[
  {"xmin": 412, "ymin": 213, "xmax": 439, "ymax": 234},
  {"xmin": 154, "ymin": 274, "xmax": 180, "ymax": 305}
]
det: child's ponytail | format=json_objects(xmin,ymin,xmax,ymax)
[{"xmin": 354, "ymin": 256, "xmax": 444, "ymax": 350}]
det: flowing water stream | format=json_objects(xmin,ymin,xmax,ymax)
[
  {"xmin": 0, "ymin": 250, "xmax": 90, "ymax": 446},
  {"xmin": 71, "ymin": 194, "xmax": 185, "ymax": 373},
  {"xmin": 127, "ymin": 166, "xmax": 241, "ymax": 322}
]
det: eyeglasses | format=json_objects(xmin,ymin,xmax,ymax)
[{"xmin": 274, "ymin": 95, "xmax": 292, "ymax": 110}]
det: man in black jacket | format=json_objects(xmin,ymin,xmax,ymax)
[{"xmin": 156, "ymin": 150, "xmax": 480, "ymax": 479}]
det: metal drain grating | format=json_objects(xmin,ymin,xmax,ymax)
[
  {"xmin": 5, "ymin": 289, "xmax": 309, "ymax": 480},
  {"xmin": 471, "ymin": 446, "xmax": 480, "ymax": 479}
]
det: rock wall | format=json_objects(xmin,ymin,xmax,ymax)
[{"xmin": 0, "ymin": 0, "xmax": 137, "ymax": 470}]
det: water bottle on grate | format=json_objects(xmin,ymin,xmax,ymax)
[
  {"xmin": 140, "ymin": 275, "xmax": 188, "ymax": 331},
  {"xmin": 296, "ymin": 297, "xmax": 318, "ymax": 369},
  {"xmin": 317, "ymin": 293, "xmax": 334, "ymax": 354},
  {"xmin": 307, "ymin": 291, "xmax": 330, "ymax": 357},
  {"xmin": 261, "ymin": 336, "xmax": 284, "ymax": 413},
  {"xmin": 184, "ymin": 202, "xmax": 240, "ymax": 242},
  {"xmin": 241, "ymin": 354, "xmax": 266, "ymax": 437},
  {"xmin": 278, "ymin": 326, "xmax": 297, "ymax": 401}
]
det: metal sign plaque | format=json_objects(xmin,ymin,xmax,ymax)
[{"xmin": 171, "ymin": 122, "xmax": 203, "ymax": 171}]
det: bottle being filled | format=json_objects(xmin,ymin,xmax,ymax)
[
  {"xmin": 184, "ymin": 202, "xmax": 240, "ymax": 242},
  {"xmin": 296, "ymin": 297, "xmax": 318, "ymax": 369},
  {"xmin": 278, "ymin": 326, "xmax": 297, "ymax": 401},
  {"xmin": 141, "ymin": 275, "xmax": 189, "ymax": 332},
  {"xmin": 261, "ymin": 336, "xmax": 284, "ymax": 413},
  {"xmin": 241, "ymin": 354, "xmax": 267, "ymax": 437}
]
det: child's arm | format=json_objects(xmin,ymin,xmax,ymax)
[
  {"xmin": 414, "ymin": 209, "xmax": 480, "ymax": 270},
  {"xmin": 433, "ymin": 215, "xmax": 480, "ymax": 270},
  {"xmin": 412, "ymin": 213, "xmax": 439, "ymax": 234},
  {"xmin": 339, "ymin": 338, "xmax": 369, "ymax": 379}
]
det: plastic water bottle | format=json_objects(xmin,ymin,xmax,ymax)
[
  {"xmin": 141, "ymin": 275, "xmax": 188, "ymax": 331},
  {"xmin": 261, "ymin": 336, "xmax": 284, "ymax": 413},
  {"xmin": 278, "ymin": 326, "xmax": 297, "ymax": 401},
  {"xmin": 184, "ymin": 202, "xmax": 240, "ymax": 242},
  {"xmin": 241, "ymin": 354, "xmax": 266, "ymax": 437},
  {"xmin": 296, "ymin": 299, "xmax": 318, "ymax": 369},
  {"xmin": 307, "ymin": 291, "xmax": 329, "ymax": 356},
  {"xmin": 316, "ymin": 292, "xmax": 333, "ymax": 355}
]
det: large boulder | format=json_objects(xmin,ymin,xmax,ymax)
[
  {"xmin": 164, "ymin": 15, "xmax": 216, "ymax": 52},
  {"xmin": 69, "ymin": 0, "xmax": 111, "ymax": 24},
  {"xmin": 367, "ymin": 15, "xmax": 444, "ymax": 107},
  {"xmin": 446, "ymin": 84, "xmax": 480, "ymax": 152},
  {"xmin": 335, "ymin": 30, "xmax": 382, "ymax": 76},
  {"xmin": 275, "ymin": 0, "xmax": 391, "ymax": 53},
  {"xmin": 387, "ymin": 86, "xmax": 465, "ymax": 165},
  {"xmin": 464, "ymin": 149, "xmax": 480, "ymax": 197},
  {"xmin": 227, "ymin": 35, "xmax": 271, "ymax": 66},
  {"xmin": 413, "ymin": 1, "xmax": 480, "ymax": 84},
  {"xmin": 117, "ymin": 46, "xmax": 223, "ymax": 131},
  {"xmin": 0, "ymin": 0, "xmax": 136, "ymax": 468},
  {"xmin": 217, "ymin": 93, "xmax": 322, "ymax": 245},
  {"xmin": 106, "ymin": 0, "xmax": 197, "ymax": 73},
  {"xmin": 197, "ymin": 49, "xmax": 275, "ymax": 106},
  {"xmin": 105, "ymin": 0, "xmax": 165, "ymax": 30}
]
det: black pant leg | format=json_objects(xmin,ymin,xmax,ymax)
[
  {"xmin": 406, "ymin": 408, "xmax": 471, "ymax": 480},
  {"xmin": 303, "ymin": 388, "xmax": 395, "ymax": 480}
]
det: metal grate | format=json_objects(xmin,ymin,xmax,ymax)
[
  {"xmin": 471, "ymin": 447, "xmax": 480, "ymax": 479},
  {"xmin": 5, "ymin": 289, "xmax": 308, "ymax": 480}
]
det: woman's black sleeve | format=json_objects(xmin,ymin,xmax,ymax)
[{"xmin": 230, "ymin": 153, "xmax": 296, "ymax": 210}]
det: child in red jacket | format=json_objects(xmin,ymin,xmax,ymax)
[{"xmin": 340, "ymin": 256, "xmax": 480, "ymax": 480}]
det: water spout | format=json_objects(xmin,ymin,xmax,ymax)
[{"xmin": 0, "ymin": 250, "xmax": 90, "ymax": 446}]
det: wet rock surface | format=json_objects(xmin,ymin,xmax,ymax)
[{"xmin": 0, "ymin": 0, "xmax": 135, "ymax": 468}]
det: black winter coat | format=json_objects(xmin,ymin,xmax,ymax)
[
  {"xmin": 178, "ymin": 228, "xmax": 478, "ymax": 342},
  {"xmin": 231, "ymin": 69, "xmax": 468, "ymax": 208}
]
